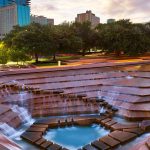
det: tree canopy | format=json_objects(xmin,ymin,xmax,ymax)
[{"xmin": 2, "ymin": 19, "xmax": 150, "ymax": 64}]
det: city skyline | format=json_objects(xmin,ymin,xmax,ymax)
[{"xmin": 31, "ymin": 0, "xmax": 150, "ymax": 24}]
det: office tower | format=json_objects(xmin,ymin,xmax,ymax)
[
  {"xmin": 0, "ymin": 0, "xmax": 31, "ymax": 39},
  {"xmin": 75, "ymin": 10, "xmax": 100, "ymax": 28}
]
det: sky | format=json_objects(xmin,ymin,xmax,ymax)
[{"xmin": 31, "ymin": 0, "xmax": 150, "ymax": 25}]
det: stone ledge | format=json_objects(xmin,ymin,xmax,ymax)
[
  {"xmin": 26, "ymin": 127, "xmax": 47, "ymax": 134},
  {"xmin": 35, "ymin": 138, "xmax": 46, "ymax": 146},
  {"xmin": 83, "ymin": 144, "xmax": 98, "ymax": 150},
  {"xmin": 104, "ymin": 120, "xmax": 117, "ymax": 128},
  {"xmin": 140, "ymin": 120, "xmax": 150, "ymax": 131},
  {"xmin": 40, "ymin": 141, "xmax": 53, "ymax": 149},
  {"xmin": 21, "ymin": 132, "xmax": 42, "ymax": 143},
  {"xmin": 91, "ymin": 140, "xmax": 110, "ymax": 150},
  {"xmin": 99, "ymin": 135, "xmax": 120, "ymax": 148},
  {"xmin": 109, "ymin": 130, "xmax": 137, "ymax": 143},
  {"xmin": 47, "ymin": 143, "xmax": 62, "ymax": 150},
  {"xmin": 111, "ymin": 123, "xmax": 139, "ymax": 130},
  {"xmin": 123, "ymin": 128, "xmax": 144, "ymax": 135}
]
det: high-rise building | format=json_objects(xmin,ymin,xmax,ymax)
[
  {"xmin": 0, "ymin": 0, "xmax": 31, "ymax": 7},
  {"xmin": 0, "ymin": 0, "xmax": 31, "ymax": 39},
  {"xmin": 107, "ymin": 19, "xmax": 115, "ymax": 24},
  {"xmin": 75, "ymin": 10, "xmax": 100, "ymax": 28},
  {"xmin": 47, "ymin": 18, "xmax": 54, "ymax": 25},
  {"xmin": 31, "ymin": 15, "xmax": 54, "ymax": 25}
]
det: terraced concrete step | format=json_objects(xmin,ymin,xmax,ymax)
[
  {"xmin": 40, "ymin": 141, "xmax": 53, "ymax": 149},
  {"xmin": 26, "ymin": 127, "xmax": 47, "ymax": 133},
  {"xmin": 109, "ymin": 130, "xmax": 137, "ymax": 143},
  {"xmin": 104, "ymin": 120, "xmax": 117, "ymax": 128},
  {"xmin": 91, "ymin": 140, "xmax": 110, "ymax": 150},
  {"xmin": 140, "ymin": 120, "xmax": 150, "ymax": 131},
  {"xmin": 8, "ymin": 117, "xmax": 22, "ymax": 128},
  {"xmin": 99, "ymin": 135, "xmax": 120, "ymax": 148},
  {"xmin": 47, "ymin": 143, "xmax": 62, "ymax": 150},
  {"xmin": 0, "ymin": 105, "xmax": 11, "ymax": 115},
  {"xmin": 123, "ymin": 128, "xmax": 144, "ymax": 135},
  {"xmin": 21, "ymin": 132, "xmax": 42, "ymax": 143},
  {"xmin": 35, "ymin": 138, "xmax": 46, "ymax": 146},
  {"xmin": 31, "ymin": 124, "xmax": 49, "ymax": 129},
  {"xmin": 96, "ymin": 115, "xmax": 109, "ymax": 123},
  {"xmin": 83, "ymin": 144, "xmax": 98, "ymax": 150},
  {"xmin": 101, "ymin": 118, "xmax": 112, "ymax": 125},
  {"xmin": 111, "ymin": 123, "xmax": 139, "ymax": 130}
]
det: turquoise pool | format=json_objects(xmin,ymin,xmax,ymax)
[{"xmin": 44, "ymin": 124, "xmax": 110, "ymax": 150}]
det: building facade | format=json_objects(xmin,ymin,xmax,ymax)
[
  {"xmin": 0, "ymin": 0, "xmax": 30, "ymax": 7},
  {"xmin": 75, "ymin": 10, "xmax": 100, "ymax": 28},
  {"xmin": 0, "ymin": 0, "xmax": 30, "ymax": 39},
  {"xmin": 31, "ymin": 15, "xmax": 54, "ymax": 25},
  {"xmin": 107, "ymin": 19, "xmax": 115, "ymax": 24}
]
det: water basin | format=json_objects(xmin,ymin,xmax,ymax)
[{"xmin": 44, "ymin": 124, "xmax": 110, "ymax": 150}]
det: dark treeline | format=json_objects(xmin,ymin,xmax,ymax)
[{"xmin": 1, "ymin": 19, "xmax": 150, "ymax": 64}]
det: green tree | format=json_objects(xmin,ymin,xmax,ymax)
[
  {"xmin": 43, "ymin": 23, "xmax": 82, "ymax": 61},
  {"xmin": 12, "ymin": 23, "xmax": 46, "ymax": 63},
  {"xmin": 0, "ymin": 44, "xmax": 8, "ymax": 65},
  {"xmin": 4, "ymin": 25, "xmax": 26, "ymax": 48},
  {"xmin": 8, "ymin": 49, "xmax": 31, "ymax": 64},
  {"xmin": 96, "ymin": 19, "xmax": 149, "ymax": 56},
  {"xmin": 72, "ymin": 22, "xmax": 94, "ymax": 56}
]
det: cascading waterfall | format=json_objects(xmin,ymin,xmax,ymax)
[
  {"xmin": 19, "ymin": 90, "xmax": 29, "ymax": 107},
  {"xmin": 0, "ymin": 81, "xmax": 35, "ymax": 140},
  {"xmin": 99, "ymin": 106, "xmax": 106, "ymax": 114},
  {"xmin": 0, "ymin": 123, "xmax": 17, "ymax": 137},
  {"xmin": 98, "ymin": 90, "xmax": 106, "ymax": 114},
  {"xmin": 98, "ymin": 86, "xmax": 120, "ymax": 107},
  {"xmin": 11, "ymin": 105, "xmax": 34, "ymax": 125},
  {"xmin": 12, "ymin": 82, "xmax": 34, "ymax": 125},
  {"xmin": 126, "ymin": 75, "xmax": 134, "ymax": 79}
]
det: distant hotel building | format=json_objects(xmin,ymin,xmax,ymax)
[
  {"xmin": 107, "ymin": 19, "xmax": 115, "ymax": 24},
  {"xmin": 31, "ymin": 15, "xmax": 54, "ymax": 25},
  {"xmin": 0, "ymin": 0, "xmax": 30, "ymax": 39},
  {"xmin": 75, "ymin": 10, "xmax": 100, "ymax": 28}
]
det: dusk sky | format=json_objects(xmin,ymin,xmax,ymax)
[{"xmin": 31, "ymin": 0, "xmax": 150, "ymax": 25}]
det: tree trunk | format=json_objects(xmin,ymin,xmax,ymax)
[
  {"xmin": 115, "ymin": 50, "xmax": 121, "ymax": 57},
  {"xmin": 35, "ymin": 53, "xmax": 39, "ymax": 63},
  {"xmin": 53, "ymin": 52, "xmax": 56, "ymax": 62},
  {"xmin": 82, "ymin": 49, "xmax": 86, "ymax": 56}
]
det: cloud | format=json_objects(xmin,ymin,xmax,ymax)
[{"xmin": 31, "ymin": 0, "xmax": 150, "ymax": 24}]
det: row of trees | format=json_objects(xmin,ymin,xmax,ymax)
[{"xmin": 1, "ymin": 19, "xmax": 150, "ymax": 64}]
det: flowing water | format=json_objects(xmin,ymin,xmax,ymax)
[
  {"xmin": 0, "ymin": 123, "xmax": 17, "ymax": 137},
  {"xmin": 99, "ymin": 106, "xmax": 106, "ymax": 114},
  {"xmin": 11, "ymin": 105, "xmax": 34, "ymax": 125}
]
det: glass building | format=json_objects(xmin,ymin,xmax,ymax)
[
  {"xmin": 0, "ymin": 0, "xmax": 31, "ymax": 39},
  {"xmin": 0, "ymin": 0, "xmax": 30, "ymax": 7}
]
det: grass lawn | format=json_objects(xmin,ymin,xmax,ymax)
[{"xmin": 0, "ymin": 55, "xmax": 82, "ymax": 68}]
